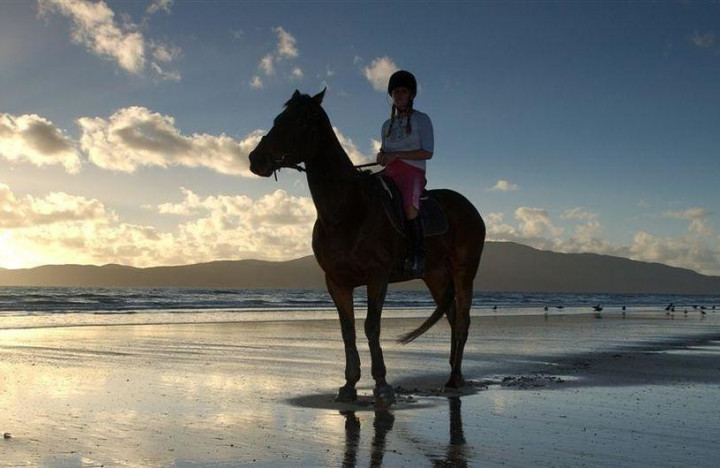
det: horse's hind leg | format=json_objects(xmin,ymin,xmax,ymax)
[
  {"xmin": 424, "ymin": 268, "xmax": 459, "ymax": 373},
  {"xmin": 327, "ymin": 275, "xmax": 360, "ymax": 401},
  {"xmin": 366, "ymin": 279, "xmax": 394, "ymax": 405},
  {"xmin": 446, "ymin": 268, "xmax": 474, "ymax": 389}
]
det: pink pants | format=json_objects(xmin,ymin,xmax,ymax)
[{"xmin": 383, "ymin": 159, "xmax": 426, "ymax": 211}]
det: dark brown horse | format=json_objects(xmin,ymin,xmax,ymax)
[{"xmin": 249, "ymin": 89, "xmax": 485, "ymax": 404}]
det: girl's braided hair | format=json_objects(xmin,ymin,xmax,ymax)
[{"xmin": 385, "ymin": 100, "xmax": 414, "ymax": 138}]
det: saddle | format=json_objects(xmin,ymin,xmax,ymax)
[{"xmin": 375, "ymin": 176, "xmax": 449, "ymax": 238}]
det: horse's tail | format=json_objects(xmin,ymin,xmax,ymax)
[{"xmin": 397, "ymin": 281, "xmax": 455, "ymax": 344}]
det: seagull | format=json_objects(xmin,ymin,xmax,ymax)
[
  {"xmin": 592, "ymin": 304, "xmax": 603, "ymax": 312},
  {"xmin": 701, "ymin": 309, "xmax": 707, "ymax": 316},
  {"xmin": 544, "ymin": 306, "xmax": 549, "ymax": 311},
  {"xmin": 665, "ymin": 303, "xmax": 674, "ymax": 311},
  {"xmin": 492, "ymin": 305, "xmax": 497, "ymax": 311},
  {"xmin": 555, "ymin": 305, "xmax": 565, "ymax": 310}
]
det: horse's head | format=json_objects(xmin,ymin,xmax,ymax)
[{"xmin": 249, "ymin": 88, "xmax": 327, "ymax": 177}]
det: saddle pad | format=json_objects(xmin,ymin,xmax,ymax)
[{"xmin": 377, "ymin": 176, "xmax": 448, "ymax": 238}]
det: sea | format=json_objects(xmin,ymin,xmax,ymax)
[{"xmin": 1, "ymin": 287, "xmax": 718, "ymax": 320}]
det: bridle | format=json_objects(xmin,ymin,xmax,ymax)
[{"xmin": 265, "ymin": 103, "xmax": 381, "ymax": 180}]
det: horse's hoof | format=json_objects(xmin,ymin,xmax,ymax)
[
  {"xmin": 373, "ymin": 384, "xmax": 396, "ymax": 407},
  {"xmin": 444, "ymin": 376, "xmax": 466, "ymax": 390},
  {"xmin": 335, "ymin": 385, "xmax": 357, "ymax": 402}
]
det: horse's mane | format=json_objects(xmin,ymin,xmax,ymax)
[{"xmin": 284, "ymin": 92, "xmax": 315, "ymax": 108}]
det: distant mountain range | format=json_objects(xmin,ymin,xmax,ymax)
[{"xmin": 1, "ymin": 242, "xmax": 719, "ymax": 294}]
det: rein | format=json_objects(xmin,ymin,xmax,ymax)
[{"xmin": 272, "ymin": 158, "xmax": 380, "ymax": 180}]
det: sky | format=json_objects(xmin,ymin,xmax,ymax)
[{"xmin": 1, "ymin": 0, "xmax": 719, "ymax": 276}]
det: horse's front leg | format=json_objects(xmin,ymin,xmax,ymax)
[
  {"xmin": 366, "ymin": 279, "xmax": 395, "ymax": 405},
  {"xmin": 327, "ymin": 275, "xmax": 360, "ymax": 402}
]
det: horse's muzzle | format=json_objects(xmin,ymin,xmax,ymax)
[{"xmin": 249, "ymin": 150, "xmax": 274, "ymax": 177}]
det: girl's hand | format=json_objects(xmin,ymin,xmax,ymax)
[{"xmin": 376, "ymin": 151, "xmax": 397, "ymax": 166}]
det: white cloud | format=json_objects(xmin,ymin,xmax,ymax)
[
  {"xmin": 250, "ymin": 76, "xmax": 264, "ymax": 89},
  {"xmin": 689, "ymin": 31, "xmax": 716, "ymax": 49},
  {"xmin": 628, "ymin": 230, "xmax": 720, "ymax": 275},
  {"xmin": 515, "ymin": 207, "xmax": 563, "ymax": 238},
  {"xmin": 0, "ymin": 183, "xmax": 107, "ymax": 228},
  {"xmin": 0, "ymin": 183, "xmax": 318, "ymax": 269},
  {"xmin": 488, "ymin": 179, "xmax": 518, "ymax": 192},
  {"xmin": 253, "ymin": 26, "xmax": 300, "ymax": 85},
  {"xmin": 274, "ymin": 26, "xmax": 298, "ymax": 59},
  {"xmin": 0, "ymin": 113, "xmax": 82, "ymax": 173},
  {"xmin": 77, "ymin": 106, "xmax": 263, "ymax": 176},
  {"xmin": 152, "ymin": 42, "xmax": 181, "ymax": 63},
  {"xmin": 561, "ymin": 207, "xmax": 598, "ymax": 221},
  {"xmin": 259, "ymin": 54, "xmax": 275, "ymax": 76},
  {"xmin": 38, "ymin": 0, "xmax": 146, "ymax": 74},
  {"xmin": 147, "ymin": 0, "xmax": 173, "ymax": 15},
  {"xmin": 363, "ymin": 56, "xmax": 398, "ymax": 92},
  {"xmin": 150, "ymin": 62, "xmax": 181, "ymax": 82},
  {"xmin": 38, "ymin": 0, "xmax": 181, "ymax": 79},
  {"xmin": 332, "ymin": 127, "xmax": 373, "ymax": 165},
  {"xmin": 664, "ymin": 207, "xmax": 713, "ymax": 235},
  {"xmin": 486, "ymin": 204, "xmax": 720, "ymax": 275}
]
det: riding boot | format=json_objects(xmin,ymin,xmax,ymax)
[{"xmin": 404, "ymin": 217, "xmax": 425, "ymax": 277}]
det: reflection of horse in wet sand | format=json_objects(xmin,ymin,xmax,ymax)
[
  {"xmin": 340, "ymin": 398, "xmax": 467, "ymax": 467},
  {"xmin": 249, "ymin": 90, "xmax": 485, "ymax": 405}
]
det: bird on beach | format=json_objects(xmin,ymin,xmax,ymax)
[
  {"xmin": 665, "ymin": 303, "xmax": 674, "ymax": 311},
  {"xmin": 556, "ymin": 305, "xmax": 564, "ymax": 310},
  {"xmin": 492, "ymin": 305, "xmax": 497, "ymax": 312},
  {"xmin": 592, "ymin": 304, "xmax": 603, "ymax": 312}
]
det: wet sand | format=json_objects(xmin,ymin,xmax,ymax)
[{"xmin": 1, "ymin": 311, "xmax": 719, "ymax": 467}]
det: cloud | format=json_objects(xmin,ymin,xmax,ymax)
[
  {"xmin": 147, "ymin": 0, "xmax": 173, "ymax": 15},
  {"xmin": 274, "ymin": 26, "xmax": 298, "ymax": 59},
  {"xmin": 77, "ymin": 106, "xmax": 263, "ymax": 176},
  {"xmin": 0, "ymin": 183, "xmax": 108, "ymax": 229},
  {"xmin": 332, "ymin": 127, "xmax": 374, "ymax": 165},
  {"xmin": 0, "ymin": 183, "xmax": 318, "ymax": 268},
  {"xmin": 363, "ymin": 56, "xmax": 398, "ymax": 92},
  {"xmin": 250, "ymin": 76, "xmax": 264, "ymax": 89},
  {"xmin": 38, "ymin": 0, "xmax": 145, "ymax": 74},
  {"xmin": 515, "ymin": 207, "xmax": 563, "ymax": 238},
  {"xmin": 561, "ymin": 207, "xmax": 598, "ymax": 221},
  {"xmin": 628, "ymin": 231, "xmax": 720, "ymax": 275},
  {"xmin": 0, "ymin": 113, "xmax": 82, "ymax": 173},
  {"xmin": 38, "ymin": 0, "xmax": 181, "ymax": 80},
  {"xmin": 155, "ymin": 188, "xmax": 316, "ymax": 264},
  {"xmin": 488, "ymin": 179, "xmax": 518, "ymax": 192},
  {"xmin": 486, "ymin": 204, "xmax": 720, "ymax": 275},
  {"xmin": 259, "ymin": 54, "xmax": 275, "ymax": 76},
  {"xmin": 664, "ymin": 207, "xmax": 713, "ymax": 235},
  {"xmin": 689, "ymin": 31, "xmax": 716, "ymax": 49},
  {"xmin": 254, "ymin": 26, "xmax": 300, "ymax": 84}
]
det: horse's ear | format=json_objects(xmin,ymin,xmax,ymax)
[
  {"xmin": 312, "ymin": 87, "xmax": 327, "ymax": 105},
  {"xmin": 292, "ymin": 90, "xmax": 301, "ymax": 100}
]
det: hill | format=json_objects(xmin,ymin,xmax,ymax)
[{"xmin": 1, "ymin": 242, "xmax": 718, "ymax": 294}]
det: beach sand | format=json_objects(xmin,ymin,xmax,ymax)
[{"xmin": 1, "ymin": 310, "xmax": 719, "ymax": 467}]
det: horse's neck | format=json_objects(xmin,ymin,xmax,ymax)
[{"xmin": 306, "ymin": 127, "xmax": 363, "ymax": 225}]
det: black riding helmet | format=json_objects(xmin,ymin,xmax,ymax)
[{"xmin": 387, "ymin": 70, "xmax": 417, "ymax": 97}]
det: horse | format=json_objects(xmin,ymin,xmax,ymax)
[{"xmin": 249, "ymin": 89, "xmax": 486, "ymax": 405}]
